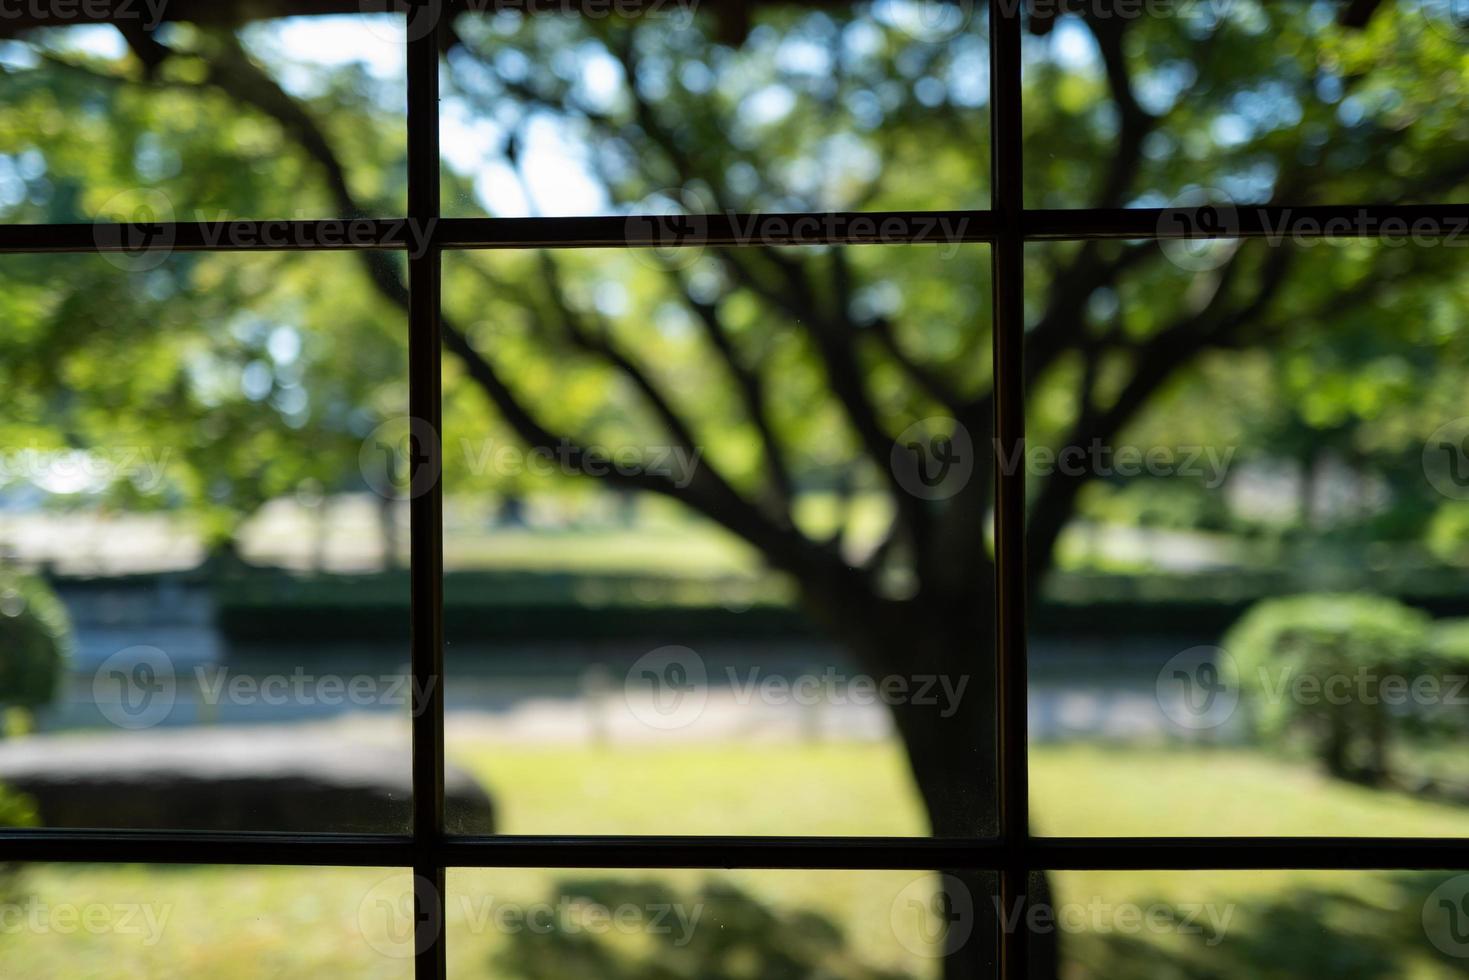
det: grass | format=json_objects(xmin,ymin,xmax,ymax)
[
  {"xmin": 438, "ymin": 492, "xmax": 893, "ymax": 576},
  {"xmin": 8, "ymin": 741, "xmax": 1469, "ymax": 978}
]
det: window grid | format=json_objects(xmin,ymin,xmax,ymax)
[
  {"xmin": 407, "ymin": 16, "xmax": 446, "ymax": 977},
  {"xmin": 0, "ymin": 3, "xmax": 1466, "ymax": 978}
]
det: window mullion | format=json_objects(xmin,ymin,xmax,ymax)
[
  {"xmin": 990, "ymin": 1, "xmax": 1029, "ymax": 978},
  {"xmin": 406, "ymin": 5, "xmax": 447, "ymax": 979}
]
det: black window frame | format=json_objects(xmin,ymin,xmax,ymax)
[{"xmin": 2, "ymin": 3, "xmax": 1469, "ymax": 978}]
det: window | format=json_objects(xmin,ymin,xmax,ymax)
[{"xmin": 3, "ymin": 3, "xmax": 1468, "ymax": 979}]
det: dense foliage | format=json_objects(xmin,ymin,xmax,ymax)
[
  {"xmin": 1226, "ymin": 592, "xmax": 1431, "ymax": 783},
  {"xmin": 0, "ymin": 573, "xmax": 71, "ymax": 711}
]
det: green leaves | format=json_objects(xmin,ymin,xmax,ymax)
[{"xmin": 0, "ymin": 573, "xmax": 71, "ymax": 711}]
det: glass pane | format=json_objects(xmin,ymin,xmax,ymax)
[
  {"xmin": 1023, "ymin": 4, "xmax": 1469, "ymax": 208},
  {"xmin": 4, "ymin": 864, "xmax": 413, "ymax": 978},
  {"xmin": 448, "ymin": 868, "xmax": 996, "ymax": 979},
  {"xmin": 0, "ymin": 251, "xmax": 414, "ymax": 833},
  {"xmin": 1025, "ymin": 238, "xmax": 1469, "ymax": 836},
  {"xmin": 440, "ymin": 243, "xmax": 994, "ymax": 836},
  {"xmin": 440, "ymin": 7, "xmax": 989, "ymax": 218},
  {"xmin": 0, "ymin": 17, "xmax": 407, "ymax": 223},
  {"xmin": 1048, "ymin": 869, "xmax": 1469, "ymax": 978}
]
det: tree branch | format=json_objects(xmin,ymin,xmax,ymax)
[
  {"xmin": 169, "ymin": 30, "xmax": 842, "ymax": 581},
  {"xmin": 669, "ymin": 274, "xmax": 797, "ymax": 516},
  {"xmin": 1026, "ymin": 245, "xmax": 1297, "ymax": 595}
]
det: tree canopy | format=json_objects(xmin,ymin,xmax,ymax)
[{"xmin": 0, "ymin": 1, "xmax": 1466, "ymax": 592}]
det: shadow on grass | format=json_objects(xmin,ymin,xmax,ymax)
[
  {"xmin": 495, "ymin": 876, "xmax": 915, "ymax": 980},
  {"xmin": 1068, "ymin": 872, "xmax": 1466, "ymax": 980},
  {"xmin": 492, "ymin": 872, "xmax": 1469, "ymax": 980}
]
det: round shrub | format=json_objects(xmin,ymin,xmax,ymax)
[
  {"xmin": 1428, "ymin": 618, "xmax": 1469, "ymax": 666},
  {"xmin": 0, "ymin": 783, "xmax": 38, "ymax": 828},
  {"xmin": 0, "ymin": 573, "xmax": 72, "ymax": 712},
  {"xmin": 1422, "ymin": 618, "xmax": 1469, "ymax": 738},
  {"xmin": 1224, "ymin": 593, "xmax": 1430, "ymax": 784}
]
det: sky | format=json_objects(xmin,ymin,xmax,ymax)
[
  {"xmin": 255, "ymin": 15, "xmax": 610, "ymax": 216},
  {"xmin": 51, "ymin": 16, "xmax": 607, "ymax": 217},
  {"xmin": 40, "ymin": 8, "xmax": 1107, "ymax": 218}
]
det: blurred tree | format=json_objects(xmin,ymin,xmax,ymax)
[{"xmin": 3, "ymin": 2, "xmax": 1469, "ymax": 976}]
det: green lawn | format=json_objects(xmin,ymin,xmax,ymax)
[
  {"xmin": 9, "ymin": 741, "xmax": 1468, "ymax": 978},
  {"xmin": 438, "ymin": 492, "xmax": 892, "ymax": 575}
]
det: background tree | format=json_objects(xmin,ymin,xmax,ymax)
[{"xmin": 2, "ymin": 2, "xmax": 1468, "ymax": 976}]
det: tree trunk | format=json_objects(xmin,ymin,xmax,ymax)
[
  {"xmin": 1366, "ymin": 702, "xmax": 1390, "ymax": 786},
  {"xmin": 378, "ymin": 493, "xmax": 401, "ymax": 571},
  {"xmin": 1322, "ymin": 712, "xmax": 1353, "ymax": 781},
  {"xmin": 815, "ymin": 590, "xmax": 1061, "ymax": 980}
]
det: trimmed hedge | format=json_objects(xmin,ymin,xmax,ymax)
[
  {"xmin": 1224, "ymin": 593, "xmax": 1432, "ymax": 784},
  {"xmin": 0, "ymin": 574, "xmax": 71, "ymax": 709}
]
